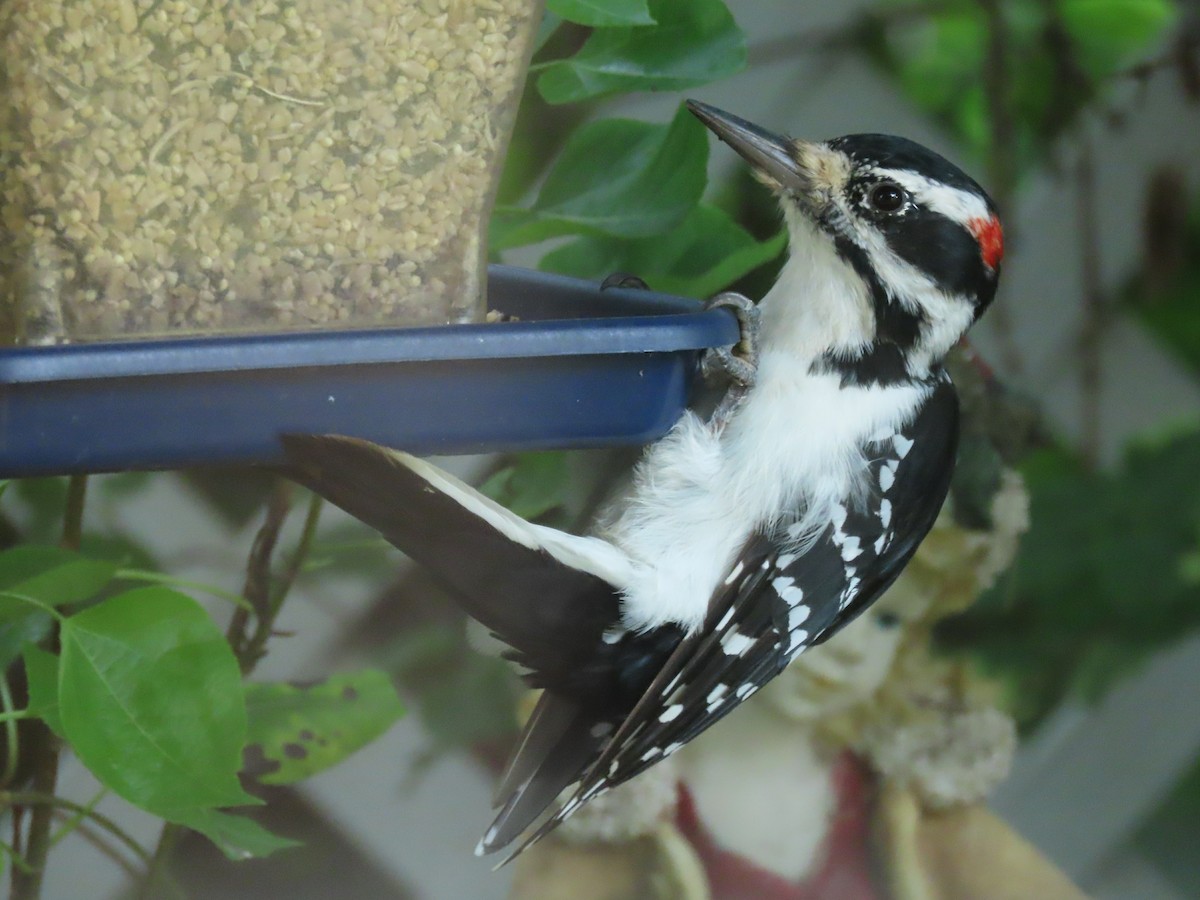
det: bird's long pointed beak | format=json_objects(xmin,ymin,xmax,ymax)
[{"xmin": 686, "ymin": 100, "xmax": 812, "ymax": 195}]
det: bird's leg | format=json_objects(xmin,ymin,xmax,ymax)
[{"xmin": 701, "ymin": 292, "xmax": 760, "ymax": 429}]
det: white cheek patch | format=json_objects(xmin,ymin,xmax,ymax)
[{"xmin": 831, "ymin": 189, "xmax": 977, "ymax": 370}]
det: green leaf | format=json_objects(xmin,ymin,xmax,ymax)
[
  {"xmin": 541, "ymin": 204, "xmax": 786, "ymax": 299},
  {"xmin": 944, "ymin": 429, "xmax": 1200, "ymax": 728},
  {"xmin": 1059, "ymin": 0, "xmax": 1177, "ymax": 78},
  {"xmin": 480, "ymin": 452, "xmax": 570, "ymax": 521},
  {"xmin": 890, "ymin": 10, "xmax": 986, "ymax": 112},
  {"xmin": 871, "ymin": 0, "xmax": 1176, "ymax": 170},
  {"xmin": 532, "ymin": 10, "xmax": 563, "ymax": 56},
  {"xmin": 23, "ymin": 645, "xmax": 63, "ymax": 738},
  {"xmin": 78, "ymin": 534, "xmax": 158, "ymax": 573},
  {"xmin": 493, "ymin": 105, "xmax": 709, "ymax": 249},
  {"xmin": 547, "ymin": 0, "xmax": 654, "ymax": 27},
  {"xmin": 59, "ymin": 587, "xmax": 255, "ymax": 817},
  {"xmin": 172, "ymin": 808, "xmax": 300, "ymax": 861},
  {"xmin": 537, "ymin": 0, "xmax": 745, "ymax": 104},
  {"xmin": 305, "ymin": 522, "xmax": 396, "ymax": 580},
  {"xmin": 0, "ymin": 546, "xmax": 116, "ymax": 621},
  {"xmin": 1134, "ymin": 755, "xmax": 1200, "ymax": 897},
  {"xmin": 0, "ymin": 612, "xmax": 52, "ymax": 671},
  {"xmin": 243, "ymin": 671, "xmax": 405, "ymax": 786}
]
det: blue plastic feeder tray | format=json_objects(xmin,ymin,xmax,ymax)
[{"xmin": 0, "ymin": 265, "xmax": 738, "ymax": 476}]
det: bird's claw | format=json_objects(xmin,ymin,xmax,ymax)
[
  {"xmin": 600, "ymin": 272, "xmax": 650, "ymax": 292},
  {"xmin": 700, "ymin": 292, "xmax": 760, "ymax": 431},
  {"xmin": 701, "ymin": 291, "xmax": 760, "ymax": 390}
]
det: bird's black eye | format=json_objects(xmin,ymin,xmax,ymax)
[{"xmin": 867, "ymin": 182, "xmax": 906, "ymax": 213}]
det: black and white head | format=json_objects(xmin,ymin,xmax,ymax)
[{"xmin": 688, "ymin": 101, "xmax": 1003, "ymax": 381}]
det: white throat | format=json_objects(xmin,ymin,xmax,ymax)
[{"xmin": 757, "ymin": 210, "xmax": 874, "ymax": 364}]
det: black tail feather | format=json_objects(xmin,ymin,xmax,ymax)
[
  {"xmin": 280, "ymin": 434, "xmax": 622, "ymax": 684},
  {"xmin": 476, "ymin": 692, "xmax": 602, "ymax": 856}
]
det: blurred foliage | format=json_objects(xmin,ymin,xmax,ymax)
[
  {"xmin": 941, "ymin": 427, "xmax": 1200, "ymax": 726},
  {"xmin": 1125, "ymin": 182, "xmax": 1200, "ymax": 373},
  {"xmin": 492, "ymin": 0, "xmax": 784, "ymax": 293},
  {"xmin": 1, "ymin": 0, "xmax": 1197, "ymax": 889},
  {"xmin": 1134, "ymin": 753, "xmax": 1200, "ymax": 897},
  {"xmin": 382, "ymin": 623, "xmax": 520, "ymax": 758},
  {"xmin": 536, "ymin": 0, "xmax": 745, "ymax": 104},
  {"xmin": 479, "ymin": 451, "xmax": 572, "ymax": 523},
  {"xmin": 860, "ymin": 0, "xmax": 1177, "ymax": 173}
]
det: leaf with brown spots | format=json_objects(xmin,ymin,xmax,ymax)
[{"xmin": 242, "ymin": 670, "xmax": 405, "ymax": 786}]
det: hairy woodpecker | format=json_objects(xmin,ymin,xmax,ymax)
[{"xmin": 281, "ymin": 100, "xmax": 1003, "ymax": 860}]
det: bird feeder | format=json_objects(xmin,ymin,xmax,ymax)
[
  {"xmin": 1, "ymin": 0, "xmax": 542, "ymax": 341},
  {"xmin": 0, "ymin": 0, "xmax": 738, "ymax": 476}
]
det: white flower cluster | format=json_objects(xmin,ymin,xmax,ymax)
[{"xmin": 860, "ymin": 703, "xmax": 1016, "ymax": 809}]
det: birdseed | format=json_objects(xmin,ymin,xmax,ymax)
[{"xmin": 0, "ymin": 0, "xmax": 539, "ymax": 344}]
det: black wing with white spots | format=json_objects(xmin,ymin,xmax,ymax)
[{"xmin": 519, "ymin": 373, "xmax": 960, "ymax": 844}]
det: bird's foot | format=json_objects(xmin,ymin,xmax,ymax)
[
  {"xmin": 600, "ymin": 272, "xmax": 650, "ymax": 292},
  {"xmin": 701, "ymin": 292, "xmax": 760, "ymax": 389},
  {"xmin": 701, "ymin": 292, "xmax": 760, "ymax": 429}
]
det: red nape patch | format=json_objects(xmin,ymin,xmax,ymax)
[{"xmin": 969, "ymin": 216, "xmax": 1004, "ymax": 270}]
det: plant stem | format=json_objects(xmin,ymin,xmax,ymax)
[
  {"xmin": 136, "ymin": 822, "xmax": 183, "ymax": 900},
  {"xmin": 59, "ymin": 475, "xmax": 88, "ymax": 552},
  {"xmin": 978, "ymin": 0, "xmax": 1024, "ymax": 376},
  {"xmin": 9, "ymin": 723, "xmax": 60, "ymax": 899},
  {"xmin": 0, "ymin": 678, "xmax": 21, "ymax": 788},
  {"xmin": 1074, "ymin": 135, "xmax": 1104, "ymax": 469},
  {"xmin": 226, "ymin": 479, "xmax": 293, "ymax": 668},
  {"xmin": 268, "ymin": 492, "xmax": 324, "ymax": 620},
  {"xmin": 115, "ymin": 569, "xmax": 254, "ymax": 612},
  {"xmin": 1, "ymin": 792, "xmax": 151, "ymax": 866},
  {"xmin": 10, "ymin": 474, "xmax": 87, "ymax": 898},
  {"xmin": 239, "ymin": 488, "xmax": 323, "ymax": 676},
  {"xmin": 0, "ymin": 709, "xmax": 32, "ymax": 725},
  {"xmin": 52, "ymin": 814, "xmax": 142, "ymax": 881}
]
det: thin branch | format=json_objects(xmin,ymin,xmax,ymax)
[
  {"xmin": 1, "ymin": 792, "xmax": 151, "ymax": 866},
  {"xmin": 978, "ymin": 0, "xmax": 1024, "ymax": 375},
  {"xmin": 9, "ymin": 732, "xmax": 63, "ymax": 900},
  {"xmin": 269, "ymin": 492, "xmax": 324, "ymax": 615},
  {"xmin": 49, "ymin": 812, "xmax": 142, "ymax": 881},
  {"xmin": 1074, "ymin": 135, "xmax": 1104, "ymax": 469},
  {"xmin": 10, "ymin": 475, "xmax": 87, "ymax": 898},
  {"xmin": 225, "ymin": 479, "xmax": 293, "ymax": 666},
  {"xmin": 0, "ymin": 677, "xmax": 21, "ymax": 788},
  {"xmin": 136, "ymin": 822, "xmax": 184, "ymax": 900},
  {"xmin": 47, "ymin": 788, "xmax": 106, "ymax": 851},
  {"xmin": 59, "ymin": 475, "xmax": 87, "ymax": 553},
  {"xmin": 115, "ymin": 569, "xmax": 254, "ymax": 612},
  {"xmin": 239, "ymin": 489, "xmax": 323, "ymax": 673}
]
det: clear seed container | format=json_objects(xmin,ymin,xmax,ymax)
[{"xmin": 0, "ymin": 0, "xmax": 540, "ymax": 344}]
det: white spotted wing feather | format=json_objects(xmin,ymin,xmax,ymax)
[{"xmin": 511, "ymin": 375, "xmax": 960, "ymax": 852}]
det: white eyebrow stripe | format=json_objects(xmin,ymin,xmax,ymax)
[{"xmin": 872, "ymin": 168, "xmax": 991, "ymax": 227}]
